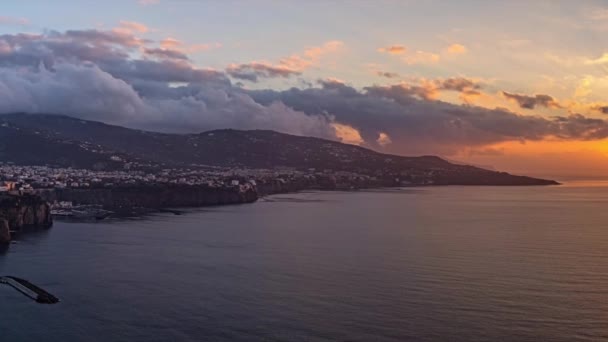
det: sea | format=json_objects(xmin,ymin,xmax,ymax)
[{"xmin": 1, "ymin": 183, "xmax": 608, "ymax": 341}]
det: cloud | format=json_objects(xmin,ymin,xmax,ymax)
[
  {"xmin": 574, "ymin": 77, "xmax": 593, "ymax": 98},
  {"xmin": 378, "ymin": 45, "xmax": 407, "ymax": 55},
  {"xmin": 226, "ymin": 41, "xmax": 344, "ymax": 82},
  {"xmin": 502, "ymin": 91, "xmax": 561, "ymax": 109},
  {"xmin": 301, "ymin": 40, "xmax": 343, "ymax": 60},
  {"xmin": 4, "ymin": 26, "xmax": 608, "ymax": 159},
  {"xmin": 376, "ymin": 71, "xmax": 400, "ymax": 78},
  {"xmin": 365, "ymin": 82, "xmax": 438, "ymax": 101},
  {"xmin": 226, "ymin": 62, "xmax": 301, "ymax": 82},
  {"xmin": 115, "ymin": 21, "xmax": 149, "ymax": 34},
  {"xmin": 591, "ymin": 104, "xmax": 608, "ymax": 114},
  {"xmin": 0, "ymin": 29, "xmax": 222, "ymax": 85},
  {"xmin": 159, "ymin": 37, "xmax": 220, "ymax": 54},
  {"xmin": 377, "ymin": 132, "xmax": 392, "ymax": 147},
  {"xmin": 402, "ymin": 51, "xmax": 440, "ymax": 65},
  {"xmin": 446, "ymin": 43, "xmax": 467, "ymax": 55},
  {"xmin": 333, "ymin": 123, "xmax": 364, "ymax": 145},
  {"xmin": 63, "ymin": 29, "xmax": 148, "ymax": 47},
  {"xmin": 0, "ymin": 28, "xmax": 337, "ymax": 138},
  {"xmin": 0, "ymin": 62, "xmax": 336, "ymax": 137},
  {"xmin": 439, "ymin": 77, "xmax": 480, "ymax": 92},
  {"xmin": 379, "ymin": 43, "xmax": 467, "ymax": 65},
  {"xmin": 143, "ymin": 48, "xmax": 189, "ymax": 61},
  {"xmin": 0, "ymin": 16, "xmax": 29, "ymax": 26},
  {"xmin": 278, "ymin": 40, "xmax": 344, "ymax": 70},
  {"xmin": 584, "ymin": 52, "xmax": 608, "ymax": 65},
  {"xmin": 248, "ymin": 83, "xmax": 608, "ymax": 155},
  {"xmin": 160, "ymin": 37, "xmax": 180, "ymax": 49},
  {"xmin": 363, "ymin": 77, "xmax": 481, "ymax": 103}
]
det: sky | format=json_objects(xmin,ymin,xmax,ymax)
[{"xmin": 3, "ymin": 1, "xmax": 608, "ymax": 178}]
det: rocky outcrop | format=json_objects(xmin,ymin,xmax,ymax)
[
  {"xmin": 0, "ymin": 193, "xmax": 53, "ymax": 243},
  {"xmin": 0, "ymin": 219, "xmax": 10, "ymax": 244},
  {"xmin": 40, "ymin": 184, "xmax": 258, "ymax": 209},
  {"xmin": 255, "ymin": 174, "xmax": 394, "ymax": 196}
]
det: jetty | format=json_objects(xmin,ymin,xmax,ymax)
[{"xmin": 0, "ymin": 276, "xmax": 60, "ymax": 304}]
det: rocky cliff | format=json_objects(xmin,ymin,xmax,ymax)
[
  {"xmin": 40, "ymin": 184, "xmax": 258, "ymax": 209},
  {"xmin": 0, "ymin": 193, "xmax": 53, "ymax": 243},
  {"xmin": 255, "ymin": 175, "xmax": 393, "ymax": 196}
]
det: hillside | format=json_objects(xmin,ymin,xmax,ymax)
[{"xmin": 0, "ymin": 113, "xmax": 558, "ymax": 185}]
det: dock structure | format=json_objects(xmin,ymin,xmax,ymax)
[{"xmin": 0, "ymin": 276, "xmax": 60, "ymax": 304}]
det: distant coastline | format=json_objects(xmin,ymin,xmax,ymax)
[
  {"xmin": 0, "ymin": 165, "xmax": 560, "ymax": 242},
  {"xmin": 0, "ymin": 160, "xmax": 559, "ymax": 221},
  {"xmin": 38, "ymin": 172, "xmax": 558, "ymax": 220}
]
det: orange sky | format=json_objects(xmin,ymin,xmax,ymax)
[{"xmin": 452, "ymin": 139, "xmax": 608, "ymax": 180}]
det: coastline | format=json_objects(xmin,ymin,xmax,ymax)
[
  {"xmin": 1, "ymin": 179, "xmax": 563, "ymax": 244},
  {"xmin": 63, "ymin": 179, "xmax": 562, "ymax": 210},
  {"xmin": 0, "ymin": 193, "xmax": 53, "ymax": 243},
  {"xmin": 0, "ymin": 175, "xmax": 562, "ymax": 232}
]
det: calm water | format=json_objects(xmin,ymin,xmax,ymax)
[{"xmin": 2, "ymin": 185, "xmax": 608, "ymax": 341}]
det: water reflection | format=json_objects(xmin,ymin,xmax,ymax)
[{"xmin": 1, "ymin": 188, "xmax": 608, "ymax": 342}]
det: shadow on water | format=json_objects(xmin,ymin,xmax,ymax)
[
  {"xmin": 6, "ymin": 227, "xmax": 53, "ymax": 250},
  {"xmin": 0, "ymin": 225, "xmax": 53, "ymax": 256}
]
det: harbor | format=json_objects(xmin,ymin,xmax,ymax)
[{"xmin": 51, "ymin": 201, "xmax": 113, "ymax": 220}]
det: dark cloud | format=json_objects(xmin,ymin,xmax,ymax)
[
  {"xmin": 591, "ymin": 105, "xmax": 608, "ymax": 114},
  {"xmin": 438, "ymin": 78, "xmax": 481, "ymax": 102},
  {"xmin": 0, "ymin": 30, "xmax": 224, "ymax": 84},
  {"xmin": 102, "ymin": 59, "xmax": 228, "ymax": 84},
  {"xmin": 439, "ymin": 77, "xmax": 480, "ymax": 92},
  {"xmin": 0, "ymin": 29, "xmax": 335, "ymax": 138},
  {"xmin": 502, "ymin": 91, "xmax": 561, "ymax": 109},
  {"xmin": 226, "ymin": 62, "xmax": 301, "ymax": 82},
  {"xmin": 248, "ymin": 84, "xmax": 608, "ymax": 155},
  {"xmin": 143, "ymin": 48, "xmax": 189, "ymax": 61},
  {"xmin": 365, "ymin": 83, "xmax": 436, "ymax": 102},
  {"xmin": 376, "ymin": 71, "xmax": 400, "ymax": 78},
  {"xmin": 316, "ymin": 79, "xmax": 358, "ymax": 94},
  {"xmin": 363, "ymin": 77, "xmax": 481, "ymax": 103}
]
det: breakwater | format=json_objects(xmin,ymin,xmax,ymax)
[{"xmin": 0, "ymin": 276, "xmax": 60, "ymax": 304}]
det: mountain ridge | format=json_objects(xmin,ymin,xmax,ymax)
[{"xmin": 0, "ymin": 113, "xmax": 558, "ymax": 186}]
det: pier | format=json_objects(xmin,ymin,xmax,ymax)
[{"xmin": 0, "ymin": 276, "xmax": 60, "ymax": 304}]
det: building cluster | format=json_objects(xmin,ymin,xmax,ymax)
[{"xmin": 0, "ymin": 163, "xmax": 384, "ymax": 192}]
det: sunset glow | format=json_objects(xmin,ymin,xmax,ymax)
[{"xmin": 2, "ymin": 1, "xmax": 608, "ymax": 178}]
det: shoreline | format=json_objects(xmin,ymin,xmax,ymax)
[{"xmin": 48, "ymin": 182, "xmax": 563, "ymax": 222}]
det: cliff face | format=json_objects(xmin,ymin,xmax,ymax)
[
  {"xmin": 0, "ymin": 219, "xmax": 10, "ymax": 244},
  {"xmin": 0, "ymin": 193, "xmax": 53, "ymax": 243},
  {"xmin": 40, "ymin": 184, "xmax": 258, "ymax": 209}
]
